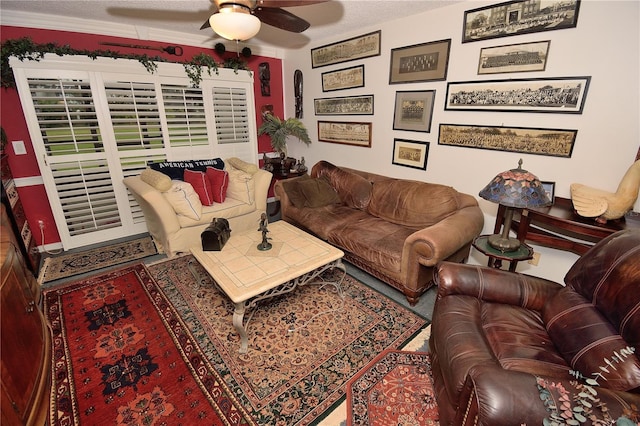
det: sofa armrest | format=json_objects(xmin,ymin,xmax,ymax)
[
  {"xmin": 123, "ymin": 176, "xmax": 181, "ymax": 249},
  {"xmin": 457, "ymin": 365, "xmax": 640, "ymax": 426},
  {"xmin": 435, "ymin": 261, "xmax": 563, "ymax": 311},
  {"xmin": 252, "ymin": 169, "xmax": 272, "ymax": 212}
]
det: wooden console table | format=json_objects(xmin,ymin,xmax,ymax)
[{"xmin": 494, "ymin": 196, "xmax": 640, "ymax": 256}]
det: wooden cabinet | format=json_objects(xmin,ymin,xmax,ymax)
[{"xmin": 1, "ymin": 205, "xmax": 51, "ymax": 426}]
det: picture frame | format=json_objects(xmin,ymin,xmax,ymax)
[
  {"xmin": 392, "ymin": 139, "xmax": 430, "ymax": 170},
  {"xmin": 389, "ymin": 39, "xmax": 451, "ymax": 84},
  {"xmin": 318, "ymin": 121, "xmax": 372, "ymax": 147},
  {"xmin": 314, "ymin": 95, "xmax": 374, "ymax": 116},
  {"xmin": 438, "ymin": 123, "xmax": 577, "ymax": 158},
  {"xmin": 392, "ymin": 90, "xmax": 435, "ymax": 133},
  {"xmin": 321, "ymin": 65, "xmax": 365, "ymax": 92},
  {"xmin": 541, "ymin": 181, "xmax": 556, "ymax": 204},
  {"xmin": 445, "ymin": 76, "xmax": 591, "ymax": 114},
  {"xmin": 462, "ymin": 0, "xmax": 581, "ymax": 43},
  {"xmin": 311, "ymin": 30, "xmax": 381, "ymax": 68},
  {"xmin": 478, "ymin": 40, "xmax": 550, "ymax": 75}
]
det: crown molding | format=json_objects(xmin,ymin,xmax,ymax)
[{"xmin": 0, "ymin": 9, "xmax": 283, "ymax": 58}]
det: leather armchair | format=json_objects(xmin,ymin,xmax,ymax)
[{"xmin": 429, "ymin": 229, "xmax": 640, "ymax": 425}]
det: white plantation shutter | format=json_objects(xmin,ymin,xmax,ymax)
[
  {"xmin": 212, "ymin": 87, "xmax": 250, "ymax": 144},
  {"xmin": 11, "ymin": 56, "xmax": 257, "ymax": 250},
  {"xmin": 161, "ymin": 85, "xmax": 208, "ymax": 148}
]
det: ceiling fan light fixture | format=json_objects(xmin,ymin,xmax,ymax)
[{"xmin": 209, "ymin": 4, "xmax": 261, "ymax": 41}]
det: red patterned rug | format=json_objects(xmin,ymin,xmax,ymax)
[
  {"xmin": 44, "ymin": 255, "xmax": 428, "ymax": 425},
  {"xmin": 347, "ymin": 350, "xmax": 439, "ymax": 426}
]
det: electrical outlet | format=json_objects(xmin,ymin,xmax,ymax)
[
  {"xmin": 38, "ymin": 220, "xmax": 45, "ymax": 230},
  {"xmin": 528, "ymin": 252, "xmax": 541, "ymax": 266}
]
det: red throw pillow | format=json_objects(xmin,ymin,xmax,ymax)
[
  {"xmin": 184, "ymin": 169, "xmax": 214, "ymax": 206},
  {"xmin": 206, "ymin": 167, "xmax": 229, "ymax": 203}
]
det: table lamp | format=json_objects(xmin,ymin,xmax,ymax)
[{"xmin": 479, "ymin": 159, "xmax": 552, "ymax": 252}]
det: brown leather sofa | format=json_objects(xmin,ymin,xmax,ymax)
[
  {"xmin": 429, "ymin": 229, "xmax": 640, "ymax": 425},
  {"xmin": 273, "ymin": 160, "xmax": 484, "ymax": 305}
]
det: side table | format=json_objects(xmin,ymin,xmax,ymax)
[{"xmin": 472, "ymin": 234, "xmax": 534, "ymax": 272}]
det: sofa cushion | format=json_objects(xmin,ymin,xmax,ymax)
[
  {"xmin": 543, "ymin": 287, "xmax": 640, "ymax": 391},
  {"xmin": 162, "ymin": 180, "xmax": 202, "ymax": 220},
  {"xmin": 226, "ymin": 157, "xmax": 259, "ymax": 175},
  {"xmin": 281, "ymin": 174, "xmax": 310, "ymax": 208},
  {"xmin": 327, "ymin": 168, "xmax": 372, "ymax": 209},
  {"xmin": 226, "ymin": 168, "xmax": 254, "ymax": 204},
  {"xmin": 184, "ymin": 169, "xmax": 214, "ymax": 206},
  {"xmin": 206, "ymin": 167, "xmax": 229, "ymax": 203},
  {"xmin": 298, "ymin": 178, "xmax": 341, "ymax": 208},
  {"xmin": 149, "ymin": 158, "xmax": 225, "ymax": 180},
  {"xmin": 140, "ymin": 168, "xmax": 172, "ymax": 192},
  {"xmin": 368, "ymin": 180, "xmax": 459, "ymax": 228}
]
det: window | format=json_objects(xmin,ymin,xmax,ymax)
[{"xmin": 10, "ymin": 55, "xmax": 257, "ymax": 249}]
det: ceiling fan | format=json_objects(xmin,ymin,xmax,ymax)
[{"xmin": 201, "ymin": 0, "xmax": 328, "ymax": 41}]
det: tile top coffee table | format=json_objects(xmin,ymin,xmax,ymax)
[{"xmin": 191, "ymin": 220, "xmax": 345, "ymax": 353}]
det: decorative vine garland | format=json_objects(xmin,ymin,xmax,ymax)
[{"xmin": 1, "ymin": 37, "xmax": 251, "ymax": 89}]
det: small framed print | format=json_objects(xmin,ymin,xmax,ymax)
[
  {"xmin": 478, "ymin": 40, "xmax": 550, "ymax": 75},
  {"xmin": 541, "ymin": 181, "xmax": 556, "ymax": 204},
  {"xmin": 389, "ymin": 39, "xmax": 451, "ymax": 84},
  {"xmin": 318, "ymin": 121, "xmax": 372, "ymax": 147},
  {"xmin": 393, "ymin": 90, "xmax": 435, "ymax": 133},
  {"xmin": 314, "ymin": 95, "xmax": 374, "ymax": 116},
  {"xmin": 311, "ymin": 30, "xmax": 381, "ymax": 68},
  {"xmin": 392, "ymin": 139, "xmax": 429, "ymax": 170},
  {"xmin": 321, "ymin": 65, "xmax": 365, "ymax": 92}
]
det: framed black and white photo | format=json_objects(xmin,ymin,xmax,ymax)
[
  {"xmin": 393, "ymin": 90, "xmax": 435, "ymax": 133},
  {"xmin": 389, "ymin": 39, "xmax": 451, "ymax": 84},
  {"xmin": 478, "ymin": 40, "xmax": 550, "ymax": 75},
  {"xmin": 392, "ymin": 139, "xmax": 429, "ymax": 170},
  {"xmin": 541, "ymin": 181, "xmax": 556, "ymax": 204},
  {"xmin": 318, "ymin": 121, "xmax": 372, "ymax": 147},
  {"xmin": 311, "ymin": 30, "xmax": 381, "ymax": 68},
  {"xmin": 314, "ymin": 95, "xmax": 374, "ymax": 116},
  {"xmin": 445, "ymin": 76, "xmax": 590, "ymax": 114},
  {"xmin": 321, "ymin": 65, "xmax": 365, "ymax": 92},
  {"xmin": 462, "ymin": 0, "xmax": 581, "ymax": 43},
  {"xmin": 438, "ymin": 124, "xmax": 577, "ymax": 158}
]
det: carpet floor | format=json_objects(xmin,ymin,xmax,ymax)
[
  {"xmin": 38, "ymin": 236, "xmax": 157, "ymax": 284},
  {"xmin": 43, "ymin": 254, "xmax": 429, "ymax": 425}
]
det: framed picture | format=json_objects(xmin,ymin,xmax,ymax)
[
  {"xmin": 318, "ymin": 121, "xmax": 372, "ymax": 147},
  {"xmin": 462, "ymin": 0, "xmax": 581, "ymax": 43},
  {"xmin": 321, "ymin": 65, "xmax": 365, "ymax": 92},
  {"xmin": 541, "ymin": 181, "xmax": 556, "ymax": 204},
  {"xmin": 478, "ymin": 40, "xmax": 550, "ymax": 75},
  {"xmin": 445, "ymin": 76, "xmax": 591, "ymax": 114},
  {"xmin": 438, "ymin": 124, "xmax": 577, "ymax": 158},
  {"xmin": 311, "ymin": 30, "xmax": 381, "ymax": 68},
  {"xmin": 314, "ymin": 95, "xmax": 374, "ymax": 116},
  {"xmin": 389, "ymin": 39, "xmax": 451, "ymax": 84},
  {"xmin": 393, "ymin": 90, "xmax": 435, "ymax": 133},
  {"xmin": 392, "ymin": 139, "xmax": 430, "ymax": 170}
]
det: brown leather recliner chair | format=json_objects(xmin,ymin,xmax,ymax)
[{"xmin": 429, "ymin": 229, "xmax": 640, "ymax": 425}]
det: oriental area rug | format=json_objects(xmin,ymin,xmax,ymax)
[
  {"xmin": 346, "ymin": 350, "xmax": 439, "ymax": 426},
  {"xmin": 43, "ymin": 254, "xmax": 428, "ymax": 425},
  {"xmin": 38, "ymin": 236, "xmax": 157, "ymax": 284}
]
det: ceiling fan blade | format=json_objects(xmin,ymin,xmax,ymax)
[
  {"xmin": 200, "ymin": 18, "xmax": 212, "ymax": 30},
  {"xmin": 254, "ymin": 7, "xmax": 310, "ymax": 32},
  {"xmin": 256, "ymin": 0, "xmax": 328, "ymax": 7}
]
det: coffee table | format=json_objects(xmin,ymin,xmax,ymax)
[{"xmin": 190, "ymin": 220, "xmax": 345, "ymax": 353}]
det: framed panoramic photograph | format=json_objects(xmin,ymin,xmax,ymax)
[
  {"xmin": 321, "ymin": 65, "xmax": 365, "ymax": 92},
  {"xmin": 393, "ymin": 90, "xmax": 435, "ymax": 133},
  {"xmin": 478, "ymin": 40, "xmax": 550, "ymax": 74},
  {"xmin": 392, "ymin": 139, "xmax": 430, "ymax": 170},
  {"xmin": 314, "ymin": 95, "xmax": 374, "ymax": 116},
  {"xmin": 318, "ymin": 121, "xmax": 372, "ymax": 147},
  {"xmin": 445, "ymin": 76, "xmax": 591, "ymax": 113},
  {"xmin": 438, "ymin": 124, "xmax": 577, "ymax": 158},
  {"xmin": 462, "ymin": 0, "xmax": 581, "ymax": 43},
  {"xmin": 389, "ymin": 39, "xmax": 451, "ymax": 84},
  {"xmin": 311, "ymin": 30, "xmax": 381, "ymax": 68}
]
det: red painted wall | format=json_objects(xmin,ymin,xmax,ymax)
[{"xmin": 0, "ymin": 26, "xmax": 283, "ymax": 247}]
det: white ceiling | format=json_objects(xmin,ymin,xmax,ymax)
[{"xmin": 0, "ymin": 0, "xmax": 461, "ymax": 50}]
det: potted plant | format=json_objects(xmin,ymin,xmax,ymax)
[{"xmin": 257, "ymin": 113, "xmax": 311, "ymax": 155}]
